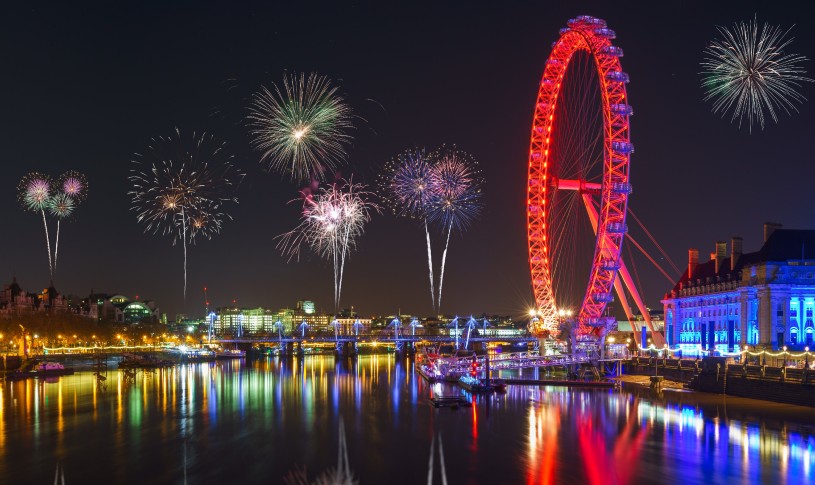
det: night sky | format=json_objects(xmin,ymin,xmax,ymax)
[{"xmin": 1, "ymin": 1, "xmax": 813, "ymax": 319}]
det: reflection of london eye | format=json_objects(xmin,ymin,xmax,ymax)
[{"xmin": 527, "ymin": 16, "xmax": 663, "ymax": 344}]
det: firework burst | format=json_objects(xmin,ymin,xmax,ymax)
[
  {"xmin": 18, "ymin": 173, "xmax": 55, "ymax": 277},
  {"xmin": 427, "ymin": 146, "xmax": 483, "ymax": 310},
  {"xmin": 58, "ymin": 171, "xmax": 88, "ymax": 202},
  {"xmin": 19, "ymin": 173, "xmax": 52, "ymax": 212},
  {"xmin": 380, "ymin": 146, "xmax": 483, "ymax": 312},
  {"xmin": 47, "ymin": 171, "xmax": 90, "ymax": 276},
  {"xmin": 701, "ymin": 17, "xmax": 813, "ymax": 131},
  {"xmin": 278, "ymin": 179, "xmax": 378, "ymax": 311},
  {"xmin": 48, "ymin": 193, "xmax": 75, "ymax": 219},
  {"xmin": 18, "ymin": 171, "xmax": 89, "ymax": 279},
  {"xmin": 129, "ymin": 130, "xmax": 244, "ymax": 297},
  {"xmin": 379, "ymin": 149, "xmax": 436, "ymax": 218},
  {"xmin": 379, "ymin": 148, "xmax": 439, "ymax": 308},
  {"xmin": 248, "ymin": 72, "xmax": 354, "ymax": 181}
]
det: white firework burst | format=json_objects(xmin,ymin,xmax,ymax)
[
  {"xmin": 247, "ymin": 72, "xmax": 354, "ymax": 181},
  {"xmin": 701, "ymin": 17, "xmax": 813, "ymax": 131}
]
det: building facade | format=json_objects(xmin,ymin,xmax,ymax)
[
  {"xmin": 84, "ymin": 294, "xmax": 160, "ymax": 324},
  {"xmin": 0, "ymin": 277, "xmax": 70, "ymax": 316},
  {"xmin": 662, "ymin": 224, "xmax": 815, "ymax": 354},
  {"xmin": 210, "ymin": 305, "xmax": 372, "ymax": 336}
]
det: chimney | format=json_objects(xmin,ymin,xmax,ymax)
[
  {"xmin": 731, "ymin": 236, "xmax": 743, "ymax": 271},
  {"xmin": 764, "ymin": 222, "xmax": 782, "ymax": 243},
  {"xmin": 714, "ymin": 241, "xmax": 726, "ymax": 273},
  {"xmin": 688, "ymin": 249, "xmax": 699, "ymax": 279}
]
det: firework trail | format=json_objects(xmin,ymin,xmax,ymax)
[
  {"xmin": 18, "ymin": 173, "xmax": 54, "ymax": 277},
  {"xmin": 427, "ymin": 146, "xmax": 483, "ymax": 310},
  {"xmin": 701, "ymin": 16, "xmax": 813, "ymax": 131},
  {"xmin": 278, "ymin": 178, "xmax": 378, "ymax": 311},
  {"xmin": 380, "ymin": 149, "xmax": 438, "ymax": 309},
  {"xmin": 50, "ymin": 171, "xmax": 88, "ymax": 275},
  {"xmin": 247, "ymin": 72, "xmax": 354, "ymax": 182},
  {"xmin": 129, "ymin": 130, "xmax": 244, "ymax": 298}
]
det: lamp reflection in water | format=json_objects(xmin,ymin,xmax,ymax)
[{"xmin": 526, "ymin": 399, "xmax": 559, "ymax": 485}]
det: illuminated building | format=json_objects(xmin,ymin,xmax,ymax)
[
  {"xmin": 211, "ymin": 303, "xmax": 372, "ymax": 336},
  {"xmin": 83, "ymin": 294, "xmax": 160, "ymax": 324},
  {"xmin": 214, "ymin": 307, "xmax": 278, "ymax": 335},
  {"xmin": 296, "ymin": 300, "xmax": 316, "ymax": 314},
  {"xmin": 0, "ymin": 277, "xmax": 69, "ymax": 315},
  {"xmin": 662, "ymin": 224, "xmax": 815, "ymax": 353}
]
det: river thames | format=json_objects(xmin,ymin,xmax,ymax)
[{"xmin": 1, "ymin": 355, "xmax": 812, "ymax": 484}]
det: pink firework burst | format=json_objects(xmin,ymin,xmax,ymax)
[{"xmin": 58, "ymin": 171, "xmax": 88, "ymax": 202}]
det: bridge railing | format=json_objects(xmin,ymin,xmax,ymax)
[{"xmin": 432, "ymin": 351, "xmax": 593, "ymax": 375}]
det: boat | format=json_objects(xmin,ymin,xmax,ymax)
[
  {"xmin": 162, "ymin": 346, "xmax": 217, "ymax": 363},
  {"xmin": 4, "ymin": 361, "xmax": 75, "ymax": 381},
  {"xmin": 429, "ymin": 395, "xmax": 473, "ymax": 408},
  {"xmin": 415, "ymin": 360, "xmax": 441, "ymax": 382},
  {"xmin": 118, "ymin": 353, "xmax": 175, "ymax": 369},
  {"xmin": 492, "ymin": 378, "xmax": 507, "ymax": 393},
  {"xmin": 214, "ymin": 349, "xmax": 246, "ymax": 359},
  {"xmin": 458, "ymin": 375, "xmax": 495, "ymax": 393}
]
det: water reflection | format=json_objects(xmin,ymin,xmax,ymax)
[{"xmin": 0, "ymin": 355, "xmax": 812, "ymax": 484}]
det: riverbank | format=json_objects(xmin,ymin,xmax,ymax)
[
  {"xmin": 612, "ymin": 373, "xmax": 815, "ymax": 423},
  {"xmin": 612, "ymin": 374, "xmax": 686, "ymax": 389}
]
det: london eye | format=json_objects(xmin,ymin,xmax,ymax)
[{"xmin": 527, "ymin": 16, "xmax": 655, "ymax": 342}]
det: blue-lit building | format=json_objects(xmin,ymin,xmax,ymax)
[{"xmin": 662, "ymin": 224, "xmax": 815, "ymax": 354}]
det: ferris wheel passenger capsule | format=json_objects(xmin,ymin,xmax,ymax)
[
  {"xmin": 610, "ymin": 182, "xmax": 633, "ymax": 194},
  {"xmin": 592, "ymin": 292, "xmax": 614, "ymax": 303},
  {"xmin": 606, "ymin": 71, "xmax": 630, "ymax": 83},
  {"xmin": 601, "ymin": 46, "xmax": 624, "ymax": 57},
  {"xmin": 594, "ymin": 28, "xmax": 616, "ymax": 39},
  {"xmin": 611, "ymin": 141, "xmax": 635, "ymax": 154},
  {"xmin": 610, "ymin": 104, "xmax": 634, "ymax": 116},
  {"xmin": 606, "ymin": 222, "xmax": 628, "ymax": 234}
]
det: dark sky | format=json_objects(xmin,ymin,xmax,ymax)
[{"xmin": 1, "ymin": 1, "xmax": 813, "ymax": 319}]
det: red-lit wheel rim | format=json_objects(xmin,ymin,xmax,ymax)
[{"xmin": 527, "ymin": 16, "xmax": 632, "ymax": 336}]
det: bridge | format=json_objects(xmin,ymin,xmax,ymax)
[
  {"xmin": 431, "ymin": 351, "xmax": 595, "ymax": 376},
  {"xmin": 212, "ymin": 335, "xmax": 533, "ymax": 344},
  {"xmin": 210, "ymin": 334, "xmax": 538, "ymax": 355}
]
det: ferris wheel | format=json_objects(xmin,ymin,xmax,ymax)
[{"xmin": 526, "ymin": 16, "xmax": 661, "ymax": 344}]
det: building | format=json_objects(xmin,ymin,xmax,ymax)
[
  {"xmin": 210, "ymin": 303, "xmax": 372, "ymax": 336},
  {"xmin": 616, "ymin": 309, "xmax": 665, "ymax": 336},
  {"xmin": 0, "ymin": 277, "xmax": 70, "ymax": 315},
  {"xmin": 84, "ymin": 294, "xmax": 161, "ymax": 324},
  {"xmin": 662, "ymin": 223, "xmax": 815, "ymax": 354},
  {"xmin": 212, "ymin": 307, "xmax": 279, "ymax": 335}
]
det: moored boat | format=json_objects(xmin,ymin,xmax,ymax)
[
  {"xmin": 3, "ymin": 361, "xmax": 75, "ymax": 380},
  {"xmin": 214, "ymin": 349, "xmax": 246, "ymax": 359},
  {"xmin": 458, "ymin": 375, "xmax": 495, "ymax": 393}
]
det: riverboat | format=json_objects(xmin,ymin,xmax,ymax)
[
  {"xmin": 214, "ymin": 349, "xmax": 246, "ymax": 359},
  {"xmin": 458, "ymin": 375, "xmax": 495, "ymax": 393},
  {"xmin": 429, "ymin": 395, "xmax": 473, "ymax": 408},
  {"xmin": 4, "ymin": 361, "xmax": 75, "ymax": 381},
  {"xmin": 118, "ymin": 354, "xmax": 175, "ymax": 369}
]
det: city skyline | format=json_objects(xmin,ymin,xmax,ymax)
[{"xmin": 1, "ymin": 1, "xmax": 813, "ymax": 318}]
